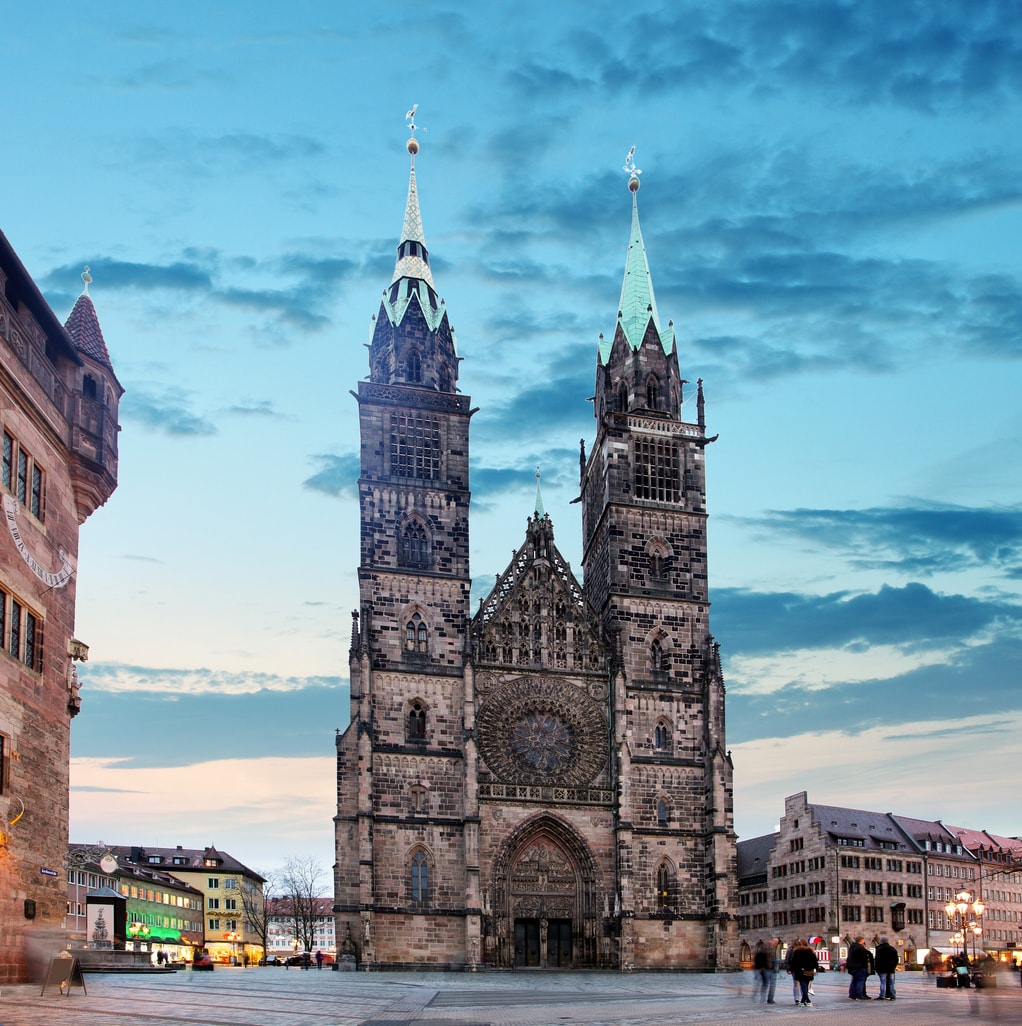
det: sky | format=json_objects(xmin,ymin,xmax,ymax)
[{"xmin": 4, "ymin": 0, "xmax": 1021, "ymax": 879}]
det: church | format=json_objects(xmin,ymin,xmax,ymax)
[{"xmin": 333, "ymin": 132, "xmax": 738, "ymax": 971}]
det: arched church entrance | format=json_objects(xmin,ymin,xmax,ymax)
[{"xmin": 489, "ymin": 815, "xmax": 603, "ymax": 969}]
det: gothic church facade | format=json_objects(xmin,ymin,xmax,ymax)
[{"xmin": 334, "ymin": 138, "xmax": 737, "ymax": 970}]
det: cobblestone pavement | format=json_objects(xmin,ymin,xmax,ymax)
[{"xmin": 1, "ymin": 967, "xmax": 1019, "ymax": 1026}]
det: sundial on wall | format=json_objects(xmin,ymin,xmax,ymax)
[{"xmin": 476, "ymin": 676, "xmax": 607, "ymax": 786}]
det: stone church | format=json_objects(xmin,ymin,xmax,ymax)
[{"xmin": 334, "ymin": 135, "xmax": 737, "ymax": 970}]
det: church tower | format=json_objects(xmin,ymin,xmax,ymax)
[
  {"xmin": 334, "ymin": 133, "xmax": 736, "ymax": 971},
  {"xmin": 334, "ymin": 131, "xmax": 474, "ymax": 967},
  {"xmin": 580, "ymin": 166, "xmax": 738, "ymax": 968}
]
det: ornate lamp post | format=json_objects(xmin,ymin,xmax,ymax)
[{"xmin": 944, "ymin": 890, "xmax": 984, "ymax": 960}]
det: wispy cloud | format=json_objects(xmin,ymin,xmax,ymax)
[
  {"xmin": 120, "ymin": 384, "xmax": 218, "ymax": 436},
  {"xmin": 737, "ymin": 502, "xmax": 1022, "ymax": 577},
  {"xmin": 302, "ymin": 453, "xmax": 360, "ymax": 497}
]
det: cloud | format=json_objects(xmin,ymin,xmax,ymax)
[
  {"xmin": 714, "ymin": 582, "xmax": 1021, "ymax": 659},
  {"xmin": 732, "ymin": 709, "xmax": 1022, "ymax": 842},
  {"xmin": 738, "ymin": 503, "xmax": 1022, "ymax": 577},
  {"xmin": 525, "ymin": 0, "xmax": 1022, "ymax": 113},
  {"xmin": 224, "ymin": 399, "xmax": 285, "ymax": 418},
  {"xmin": 120, "ymin": 385, "xmax": 218, "ymax": 436},
  {"xmin": 42, "ymin": 258, "xmax": 212, "ymax": 300},
  {"xmin": 302, "ymin": 453, "xmax": 360, "ymax": 497},
  {"xmin": 77, "ymin": 662, "xmax": 341, "ymax": 697},
  {"xmin": 72, "ymin": 678, "xmax": 348, "ymax": 770},
  {"xmin": 71, "ymin": 755, "xmax": 335, "ymax": 873}
]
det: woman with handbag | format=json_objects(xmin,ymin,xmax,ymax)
[{"xmin": 787, "ymin": 939, "xmax": 820, "ymax": 1007}]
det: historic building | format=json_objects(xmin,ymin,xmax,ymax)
[
  {"xmin": 66, "ymin": 844, "xmax": 204, "ymax": 961},
  {"xmin": 333, "ymin": 136, "xmax": 737, "ymax": 970},
  {"xmin": 93, "ymin": 844, "xmax": 268, "ymax": 965},
  {"xmin": 736, "ymin": 791, "xmax": 1022, "ymax": 969},
  {"xmin": 1, "ymin": 238, "xmax": 121, "ymax": 983}
]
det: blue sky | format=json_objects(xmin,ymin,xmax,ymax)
[{"xmin": 5, "ymin": 0, "xmax": 1021, "ymax": 875}]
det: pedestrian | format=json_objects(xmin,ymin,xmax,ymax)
[
  {"xmin": 874, "ymin": 936, "xmax": 898, "ymax": 1000},
  {"xmin": 316, "ymin": 949, "xmax": 323, "ymax": 970},
  {"xmin": 786, "ymin": 939, "xmax": 819, "ymax": 1007},
  {"xmin": 845, "ymin": 936, "xmax": 874, "ymax": 1000},
  {"xmin": 752, "ymin": 940, "xmax": 770, "ymax": 1002}
]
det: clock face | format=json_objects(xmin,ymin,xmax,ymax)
[
  {"xmin": 476, "ymin": 675, "xmax": 607, "ymax": 786},
  {"xmin": 3, "ymin": 494, "xmax": 73, "ymax": 589},
  {"xmin": 100, "ymin": 854, "xmax": 118, "ymax": 875}
]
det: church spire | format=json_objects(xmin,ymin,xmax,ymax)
[
  {"xmin": 600, "ymin": 158, "xmax": 674, "ymax": 363},
  {"xmin": 390, "ymin": 142, "xmax": 436, "ymax": 291},
  {"xmin": 366, "ymin": 111, "xmax": 458, "ymax": 393},
  {"xmin": 593, "ymin": 149, "xmax": 683, "ymax": 421}
]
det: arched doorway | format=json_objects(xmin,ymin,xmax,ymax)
[{"xmin": 489, "ymin": 815, "xmax": 602, "ymax": 968}]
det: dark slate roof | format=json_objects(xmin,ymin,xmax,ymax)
[
  {"xmin": 0, "ymin": 228, "xmax": 81, "ymax": 364},
  {"xmin": 808, "ymin": 801, "xmax": 905, "ymax": 847},
  {"xmin": 101, "ymin": 843, "xmax": 265, "ymax": 882},
  {"xmin": 892, "ymin": 816, "xmax": 975, "ymax": 860},
  {"xmin": 64, "ymin": 291, "xmax": 114, "ymax": 370},
  {"xmin": 737, "ymin": 832, "xmax": 777, "ymax": 883},
  {"xmin": 68, "ymin": 844, "xmax": 205, "ymax": 895}
]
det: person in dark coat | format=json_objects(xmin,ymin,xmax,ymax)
[
  {"xmin": 752, "ymin": 939, "xmax": 777, "ymax": 1003},
  {"xmin": 873, "ymin": 937, "xmax": 899, "ymax": 999},
  {"xmin": 787, "ymin": 939, "xmax": 820, "ymax": 1007},
  {"xmin": 846, "ymin": 936, "xmax": 874, "ymax": 999}
]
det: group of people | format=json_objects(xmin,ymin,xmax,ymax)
[
  {"xmin": 845, "ymin": 935, "xmax": 899, "ymax": 1000},
  {"xmin": 751, "ymin": 935, "xmax": 900, "ymax": 1007},
  {"xmin": 752, "ymin": 937, "xmax": 818, "ymax": 1006}
]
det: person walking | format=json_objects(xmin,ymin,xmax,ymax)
[
  {"xmin": 752, "ymin": 940, "xmax": 777, "ymax": 1003},
  {"xmin": 787, "ymin": 939, "xmax": 819, "ymax": 1007},
  {"xmin": 846, "ymin": 936, "xmax": 874, "ymax": 999},
  {"xmin": 874, "ymin": 936, "xmax": 898, "ymax": 1000},
  {"xmin": 316, "ymin": 949, "xmax": 324, "ymax": 970}
]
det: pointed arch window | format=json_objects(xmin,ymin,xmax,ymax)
[
  {"xmin": 406, "ymin": 348, "xmax": 422, "ymax": 383},
  {"xmin": 406, "ymin": 613, "xmax": 428, "ymax": 654},
  {"xmin": 657, "ymin": 799, "xmax": 669, "ymax": 827},
  {"xmin": 410, "ymin": 849, "xmax": 429, "ymax": 904},
  {"xmin": 399, "ymin": 520, "xmax": 429, "ymax": 567},
  {"xmin": 646, "ymin": 375, "xmax": 660, "ymax": 410},
  {"xmin": 654, "ymin": 721, "xmax": 670, "ymax": 752},
  {"xmin": 650, "ymin": 638, "xmax": 668, "ymax": 675},
  {"xmin": 407, "ymin": 700, "xmax": 427, "ymax": 741},
  {"xmin": 656, "ymin": 862, "xmax": 674, "ymax": 910},
  {"xmin": 618, "ymin": 383, "xmax": 629, "ymax": 413}
]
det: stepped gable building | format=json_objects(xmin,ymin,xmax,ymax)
[
  {"xmin": 334, "ymin": 135, "xmax": 737, "ymax": 971},
  {"xmin": 736, "ymin": 792, "xmax": 1022, "ymax": 969},
  {"xmin": 1, "ymin": 240, "xmax": 121, "ymax": 983}
]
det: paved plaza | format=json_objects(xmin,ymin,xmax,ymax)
[{"xmin": 1, "ymin": 966, "xmax": 1020, "ymax": 1026}]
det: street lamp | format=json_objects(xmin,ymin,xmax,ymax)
[{"xmin": 944, "ymin": 890, "xmax": 984, "ymax": 961}]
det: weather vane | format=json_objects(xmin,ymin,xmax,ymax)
[
  {"xmin": 406, "ymin": 104, "xmax": 426, "ymax": 137},
  {"xmin": 623, "ymin": 145, "xmax": 642, "ymax": 192},
  {"xmin": 406, "ymin": 104, "xmax": 426, "ymax": 155}
]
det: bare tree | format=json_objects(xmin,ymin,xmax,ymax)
[
  {"xmin": 240, "ymin": 870, "xmax": 277, "ymax": 959},
  {"xmin": 277, "ymin": 856, "xmax": 327, "ymax": 954}
]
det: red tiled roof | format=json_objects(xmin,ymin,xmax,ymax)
[{"xmin": 64, "ymin": 292, "xmax": 113, "ymax": 370}]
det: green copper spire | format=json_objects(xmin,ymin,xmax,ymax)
[
  {"xmin": 600, "ymin": 157, "xmax": 674, "ymax": 363},
  {"xmin": 380, "ymin": 128, "xmax": 446, "ymax": 332},
  {"xmin": 391, "ymin": 150, "xmax": 435, "ymax": 290}
]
